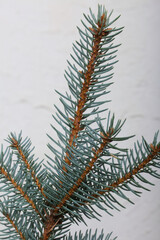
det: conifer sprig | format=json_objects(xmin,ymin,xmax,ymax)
[
  {"xmin": 53, "ymin": 127, "xmax": 113, "ymax": 214},
  {"xmin": 0, "ymin": 164, "xmax": 39, "ymax": 215},
  {"xmin": 0, "ymin": 202, "xmax": 26, "ymax": 240},
  {"xmin": 83, "ymin": 134, "xmax": 160, "ymax": 203},
  {"xmin": 9, "ymin": 135, "xmax": 47, "ymax": 198},
  {"xmin": 0, "ymin": 4, "xmax": 159, "ymax": 240},
  {"xmin": 0, "ymin": 133, "xmax": 47, "ymax": 239}
]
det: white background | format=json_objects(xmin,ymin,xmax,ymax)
[{"xmin": 0, "ymin": 0, "xmax": 160, "ymax": 239}]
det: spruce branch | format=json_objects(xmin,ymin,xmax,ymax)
[
  {"xmin": 0, "ymin": 133, "xmax": 47, "ymax": 239},
  {"xmin": 0, "ymin": 165, "xmax": 40, "ymax": 216},
  {"xmin": 54, "ymin": 128, "xmax": 113, "ymax": 211},
  {"xmin": 0, "ymin": 4, "xmax": 159, "ymax": 240},
  {"xmin": 9, "ymin": 134, "xmax": 47, "ymax": 199},
  {"xmin": 0, "ymin": 202, "xmax": 25, "ymax": 240},
  {"xmin": 84, "ymin": 137, "xmax": 160, "ymax": 201}
]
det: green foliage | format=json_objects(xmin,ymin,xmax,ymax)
[{"xmin": 0, "ymin": 4, "xmax": 160, "ymax": 240}]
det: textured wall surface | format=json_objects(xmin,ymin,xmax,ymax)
[{"xmin": 0, "ymin": 0, "xmax": 160, "ymax": 239}]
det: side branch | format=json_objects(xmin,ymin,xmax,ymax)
[
  {"xmin": 54, "ymin": 132, "xmax": 112, "ymax": 214},
  {"xmin": 92, "ymin": 143, "xmax": 160, "ymax": 198},
  {"xmin": 10, "ymin": 137, "xmax": 47, "ymax": 198},
  {"xmin": 3, "ymin": 213, "xmax": 25, "ymax": 240},
  {"xmin": 0, "ymin": 166, "xmax": 41, "ymax": 217}
]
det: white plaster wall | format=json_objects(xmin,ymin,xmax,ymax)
[{"xmin": 0, "ymin": 0, "xmax": 160, "ymax": 239}]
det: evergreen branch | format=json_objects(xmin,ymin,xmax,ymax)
[
  {"xmin": 101, "ymin": 143, "xmax": 160, "ymax": 194},
  {"xmin": 10, "ymin": 136, "xmax": 47, "ymax": 198},
  {"xmin": 0, "ymin": 5, "xmax": 159, "ymax": 240},
  {"xmin": 50, "ymin": 131, "xmax": 159, "ymax": 221},
  {"xmin": 0, "ymin": 199, "xmax": 43, "ymax": 239},
  {"xmin": 63, "ymin": 15, "xmax": 112, "ymax": 172},
  {"xmin": 84, "ymin": 141, "xmax": 160, "ymax": 204},
  {"xmin": 0, "ymin": 144, "xmax": 44, "ymax": 238},
  {"xmin": 54, "ymin": 129, "xmax": 113, "ymax": 214},
  {"xmin": 0, "ymin": 165, "xmax": 40, "ymax": 217},
  {"xmin": 2, "ymin": 211, "xmax": 25, "ymax": 240}
]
